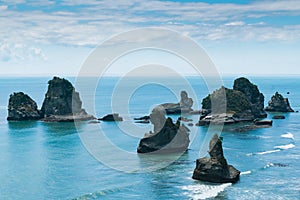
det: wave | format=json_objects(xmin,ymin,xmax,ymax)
[
  {"xmin": 274, "ymin": 143, "xmax": 295, "ymax": 150},
  {"xmin": 256, "ymin": 149, "xmax": 281, "ymax": 155},
  {"xmin": 240, "ymin": 171, "xmax": 252, "ymax": 175},
  {"xmin": 281, "ymin": 132, "xmax": 294, "ymax": 140},
  {"xmin": 181, "ymin": 183, "xmax": 231, "ymax": 199}
]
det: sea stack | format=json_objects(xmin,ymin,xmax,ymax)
[
  {"xmin": 198, "ymin": 77, "xmax": 267, "ymax": 125},
  {"xmin": 137, "ymin": 106, "xmax": 190, "ymax": 153},
  {"xmin": 192, "ymin": 134, "xmax": 240, "ymax": 183},
  {"xmin": 160, "ymin": 90, "xmax": 193, "ymax": 114},
  {"xmin": 7, "ymin": 92, "xmax": 41, "ymax": 121},
  {"xmin": 265, "ymin": 92, "xmax": 294, "ymax": 112},
  {"xmin": 40, "ymin": 76, "xmax": 94, "ymax": 122}
]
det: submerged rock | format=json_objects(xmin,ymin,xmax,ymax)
[
  {"xmin": 272, "ymin": 115, "xmax": 285, "ymax": 119},
  {"xmin": 137, "ymin": 106, "xmax": 190, "ymax": 153},
  {"xmin": 192, "ymin": 134, "xmax": 240, "ymax": 183},
  {"xmin": 7, "ymin": 92, "xmax": 41, "ymax": 121},
  {"xmin": 160, "ymin": 91, "xmax": 193, "ymax": 114},
  {"xmin": 98, "ymin": 113, "xmax": 123, "ymax": 121},
  {"xmin": 265, "ymin": 92, "xmax": 294, "ymax": 112},
  {"xmin": 40, "ymin": 77, "xmax": 94, "ymax": 122}
]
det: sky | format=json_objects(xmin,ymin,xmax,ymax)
[{"xmin": 0, "ymin": 0, "xmax": 300, "ymax": 76}]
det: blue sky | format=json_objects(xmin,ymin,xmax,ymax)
[{"xmin": 0, "ymin": 0, "xmax": 300, "ymax": 76}]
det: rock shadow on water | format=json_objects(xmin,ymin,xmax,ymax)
[
  {"xmin": 8, "ymin": 120, "xmax": 38, "ymax": 130},
  {"xmin": 41, "ymin": 121, "xmax": 84, "ymax": 136}
]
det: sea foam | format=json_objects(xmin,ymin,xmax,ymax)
[
  {"xmin": 181, "ymin": 183, "xmax": 231, "ymax": 199},
  {"xmin": 274, "ymin": 143, "xmax": 295, "ymax": 150},
  {"xmin": 281, "ymin": 132, "xmax": 295, "ymax": 140}
]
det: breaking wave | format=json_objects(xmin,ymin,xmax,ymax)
[
  {"xmin": 181, "ymin": 183, "xmax": 231, "ymax": 199},
  {"xmin": 281, "ymin": 132, "xmax": 294, "ymax": 140}
]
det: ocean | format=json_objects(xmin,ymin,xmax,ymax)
[{"xmin": 0, "ymin": 76, "xmax": 299, "ymax": 199}]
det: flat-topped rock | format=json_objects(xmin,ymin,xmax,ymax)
[
  {"xmin": 137, "ymin": 106, "xmax": 190, "ymax": 153},
  {"xmin": 265, "ymin": 92, "xmax": 294, "ymax": 112},
  {"xmin": 192, "ymin": 134, "xmax": 240, "ymax": 183},
  {"xmin": 98, "ymin": 113, "xmax": 123, "ymax": 121},
  {"xmin": 7, "ymin": 92, "xmax": 41, "ymax": 121}
]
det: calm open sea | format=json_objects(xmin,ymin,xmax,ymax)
[{"xmin": 0, "ymin": 76, "xmax": 299, "ymax": 199}]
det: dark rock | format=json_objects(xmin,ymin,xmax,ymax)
[
  {"xmin": 178, "ymin": 116, "xmax": 193, "ymax": 122},
  {"xmin": 7, "ymin": 92, "xmax": 41, "ymax": 121},
  {"xmin": 134, "ymin": 116, "xmax": 150, "ymax": 120},
  {"xmin": 134, "ymin": 120, "xmax": 150, "ymax": 124},
  {"xmin": 40, "ymin": 77, "xmax": 94, "ymax": 122},
  {"xmin": 226, "ymin": 124, "xmax": 271, "ymax": 132},
  {"xmin": 254, "ymin": 119, "xmax": 273, "ymax": 126},
  {"xmin": 201, "ymin": 87, "xmax": 254, "ymax": 121},
  {"xmin": 137, "ymin": 106, "xmax": 190, "ymax": 153},
  {"xmin": 98, "ymin": 113, "xmax": 123, "ymax": 121},
  {"xmin": 88, "ymin": 120, "xmax": 100, "ymax": 124},
  {"xmin": 272, "ymin": 115, "xmax": 285, "ymax": 119},
  {"xmin": 198, "ymin": 77, "xmax": 268, "ymax": 127},
  {"xmin": 233, "ymin": 77, "xmax": 267, "ymax": 118},
  {"xmin": 187, "ymin": 123, "xmax": 194, "ymax": 127},
  {"xmin": 192, "ymin": 134, "xmax": 240, "ymax": 183},
  {"xmin": 160, "ymin": 91, "xmax": 193, "ymax": 114},
  {"xmin": 265, "ymin": 92, "xmax": 294, "ymax": 112}
]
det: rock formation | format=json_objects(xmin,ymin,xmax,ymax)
[
  {"xmin": 233, "ymin": 77, "xmax": 267, "ymax": 118},
  {"xmin": 7, "ymin": 92, "xmax": 41, "ymax": 121},
  {"xmin": 160, "ymin": 91, "xmax": 193, "ymax": 114},
  {"xmin": 137, "ymin": 106, "xmax": 190, "ymax": 153},
  {"xmin": 192, "ymin": 134, "xmax": 240, "ymax": 183},
  {"xmin": 98, "ymin": 113, "xmax": 123, "ymax": 121},
  {"xmin": 198, "ymin": 77, "xmax": 267, "ymax": 126},
  {"xmin": 40, "ymin": 76, "xmax": 94, "ymax": 122},
  {"xmin": 265, "ymin": 92, "xmax": 294, "ymax": 112}
]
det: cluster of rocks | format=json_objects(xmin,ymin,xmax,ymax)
[
  {"xmin": 197, "ymin": 77, "xmax": 295, "ymax": 128},
  {"xmin": 160, "ymin": 91, "xmax": 194, "ymax": 114},
  {"xmin": 137, "ymin": 106, "xmax": 190, "ymax": 153},
  {"xmin": 7, "ymin": 77, "xmax": 94, "ymax": 122}
]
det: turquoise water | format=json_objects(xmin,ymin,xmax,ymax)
[{"xmin": 0, "ymin": 76, "xmax": 299, "ymax": 199}]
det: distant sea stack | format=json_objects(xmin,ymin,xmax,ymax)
[
  {"xmin": 137, "ymin": 106, "xmax": 190, "ymax": 153},
  {"xmin": 160, "ymin": 90, "xmax": 193, "ymax": 114},
  {"xmin": 265, "ymin": 92, "xmax": 294, "ymax": 112},
  {"xmin": 198, "ymin": 77, "xmax": 267, "ymax": 125},
  {"xmin": 192, "ymin": 134, "xmax": 240, "ymax": 183},
  {"xmin": 40, "ymin": 76, "xmax": 94, "ymax": 122},
  {"xmin": 7, "ymin": 92, "xmax": 41, "ymax": 121}
]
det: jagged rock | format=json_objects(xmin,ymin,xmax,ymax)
[
  {"xmin": 137, "ymin": 106, "xmax": 190, "ymax": 153},
  {"xmin": 233, "ymin": 77, "xmax": 267, "ymax": 118},
  {"xmin": 198, "ymin": 78, "xmax": 267, "ymax": 126},
  {"xmin": 7, "ymin": 92, "xmax": 41, "ymax": 121},
  {"xmin": 40, "ymin": 77, "xmax": 94, "ymax": 122},
  {"xmin": 265, "ymin": 92, "xmax": 294, "ymax": 112},
  {"xmin": 160, "ymin": 91, "xmax": 193, "ymax": 114},
  {"xmin": 192, "ymin": 134, "xmax": 240, "ymax": 183},
  {"xmin": 98, "ymin": 113, "xmax": 123, "ymax": 121},
  {"xmin": 201, "ymin": 87, "xmax": 254, "ymax": 121}
]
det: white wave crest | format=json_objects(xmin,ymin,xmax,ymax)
[
  {"xmin": 240, "ymin": 171, "xmax": 252, "ymax": 175},
  {"xmin": 274, "ymin": 143, "xmax": 295, "ymax": 150},
  {"xmin": 281, "ymin": 132, "xmax": 294, "ymax": 140},
  {"xmin": 181, "ymin": 183, "xmax": 231, "ymax": 199},
  {"xmin": 256, "ymin": 149, "xmax": 281, "ymax": 155}
]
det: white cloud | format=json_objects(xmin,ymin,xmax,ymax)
[{"xmin": 0, "ymin": 0, "xmax": 300, "ymax": 48}]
